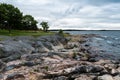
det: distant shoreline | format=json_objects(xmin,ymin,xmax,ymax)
[{"xmin": 49, "ymin": 29, "xmax": 120, "ymax": 31}]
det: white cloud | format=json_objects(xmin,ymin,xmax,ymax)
[{"xmin": 0, "ymin": 0, "xmax": 120, "ymax": 30}]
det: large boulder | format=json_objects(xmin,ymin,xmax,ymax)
[{"xmin": 0, "ymin": 41, "xmax": 35, "ymax": 58}]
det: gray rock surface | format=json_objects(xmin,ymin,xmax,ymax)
[
  {"xmin": 0, "ymin": 60, "xmax": 6, "ymax": 71},
  {"xmin": 0, "ymin": 34, "xmax": 120, "ymax": 80},
  {"xmin": 97, "ymin": 75, "xmax": 113, "ymax": 80}
]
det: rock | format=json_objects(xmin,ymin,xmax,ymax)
[
  {"xmin": 6, "ymin": 73, "xmax": 25, "ymax": 80},
  {"xmin": 2, "ymin": 53, "xmax": 21, "ymax": 62},
  {"xmin": 0, "ymin": 74, "xmax": 3, "ymax": 79},
  {"xmin": 89, "ymin": 58, "xmax": 99, "ymax": 62},
  {"xmin": 80, "ymin": 57, "xmax": 88, "ymax": 61},
  {"xmin": 0, "ymin": 36, "xmax": 12, "ymax": 41},
  {"xmin": 111, "ymin": 69, "xmax": 118, "ymax": 75},
  {"xmin": 97, "ymin": 75, "xmax": 113, "ymax": 80},
  {"xmin": 114, "ymin": 74, "xmax": 120, "ymax": 80},
  {"xmin": 27, "ymin": 72, "xmax": 45, "ymax": 80},
  {"xmin": 75, "ymin": 74, "xmax": 95, "ymax": 80},
  {"xmin": 65, "ymin": 42, "xmax": 79, "ymax": 49},
  {"xmin": 0, "ymin": 41, "xmax": 35, "ymax": 58},
  {"xmin": 54, "ymin": 76, "xmax": 67, "ymax": 80},
  {"xmin": 22, "ymin": 61, "xmax": 39, "ymax": 67},
  {"xmin": 4, "ymin": 64, "xmax": 17, "ymax": 71},
  {"xmin": 104, "ymin": 64, "xmax": 117, "ymax": 69},
  {"xmin": 0, "ymin": 48, "xmax": 5, "ymax": 58},
  {"xmin": 13, "ymin": 36, "xmax": 34, "ymax": 42},
  {"xmin": 0, "ymin": 60, "xmax": 6, "ymax": 72},
  {"xmin": 23, "ymin": 61, "xmax": 36, "ymax": 67},
  {"xmin": 36, "ymin": 41, "xmax": 50, "ymax": 53},
  {"xmin": 36, "ymin": 34, "xmax": 68, "ymax": 52},
  {"xmin": 37, "ymin": 34, "xmax": 68, "ymax": 45},
  {"xmin": 72, "ymin": 65, "xmax": 103, "ymax": 73},
  {"xmin": 54, "ymin": 34, "xmax": 68, "ymax": 45},
  {"xmin": 48, "ymin": 52, "xmax": 68, "ymax": 59},
  {"xmin": 42, "ymin": 42, "xmax": 54, "ymax": 50},
  {"xmin": 21, "ymin": 53, "xmax": 42, "ymax": 61}
]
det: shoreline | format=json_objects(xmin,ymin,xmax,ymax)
[{"xmin": 0, "ymin": 34, "xmax": 120, "ymax": 80}]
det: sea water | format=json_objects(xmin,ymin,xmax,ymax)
[{"xmin": 64, "ymin": 30, "xmax": 120, "ymax": 57}]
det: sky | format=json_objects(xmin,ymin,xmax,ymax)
[{"xmin": 0, "ymin": 0, "xmax": 120, "ymax": 30}]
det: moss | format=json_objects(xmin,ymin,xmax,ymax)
[
  {"xmin": 0, "ymin": 38, "xmax": 4, "ymax": 41},
  {"xmin": 83, "ymin": 53, "xmax": 90, "ymax": 58},
  {"xmin": 33, "ymin": 68, "xmax": 39, "ymax": 72},
  {"xmin": 44, "ymin": 66, "xmax": 49, "ymax": 71}
]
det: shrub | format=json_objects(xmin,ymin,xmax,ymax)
[{"xmin": 58, "ymin": 29, "xmax": 63, "ymax": 34}]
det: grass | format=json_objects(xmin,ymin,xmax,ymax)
[{"xmin": 0, "ymin": 29, "xmax": 55, "ymax": 37}]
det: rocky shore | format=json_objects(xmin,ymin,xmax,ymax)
[{"xmin": 0, "ymin": 34, "xmax": 120, "ymax": 80}]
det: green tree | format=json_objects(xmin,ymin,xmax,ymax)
[
  {"xmin": 0, "ymin": 3, "xmax": 23, "ymax": 33},
  {"xmin": 22, "ymin": 15, "xmax": 38, "ymax": 30},
  {"xmin": 40, "ymin": 21, "xmax": 49, "ymax": 32}
]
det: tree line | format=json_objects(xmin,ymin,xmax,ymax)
[{"xmin": 0, "ymin": 3, "xmax": 49, "ymax": 33}]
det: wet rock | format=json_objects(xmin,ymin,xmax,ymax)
[
  {"xmin": 6, "ymin": 73, "xmax": 25, "ymax": 80},
  {"xmin": 97, "ymin": 74, "xmax": 113, "ymax": 80}
]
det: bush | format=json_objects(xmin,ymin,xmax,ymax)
[{"xmin": 58, "ymin": 29, "xmax": 63, "ymax": 34}]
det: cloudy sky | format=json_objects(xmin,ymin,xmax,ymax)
[{"xmin": 1, "ymin": 0, "xmax": 120, "ymax": 30}]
